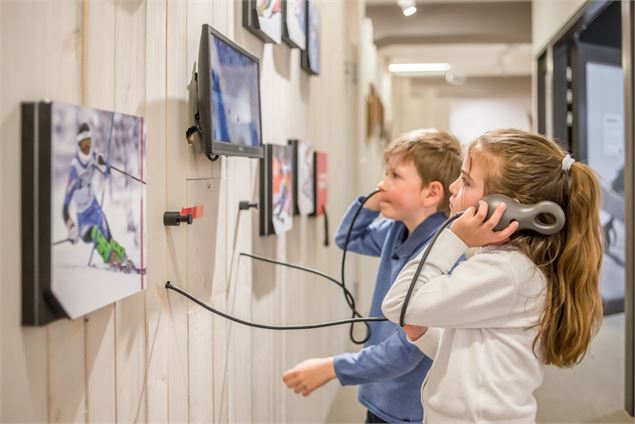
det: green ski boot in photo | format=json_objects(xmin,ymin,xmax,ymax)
[{"xmin": 92, "ymin": 226, "xmax": 113, "ymax": 264}]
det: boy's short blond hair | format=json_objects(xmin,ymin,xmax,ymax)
[{"xmin": 384, "ymin": 129, "xmax": 462, "ymax": 215}]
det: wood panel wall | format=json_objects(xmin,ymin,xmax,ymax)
[{"xmin": 1, "ymin": 0, "xmax": 364, "ymax": 422}]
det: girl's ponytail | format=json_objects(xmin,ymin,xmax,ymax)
[
  {"xmin": 471, "ymin": 129, "xmax": 604, "ymax": 368},
  {"xmin": 540, "ymin": 162, "xmax": 603, "ymax": 367}
]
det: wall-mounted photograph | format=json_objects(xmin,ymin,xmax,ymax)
[
  {"xmin": 288, "ymin": 139, "xmax": 314, "ymax": 215},
  {"xmin": 301, "ymin": 0, "xmax": 320, "ymax": 75},
  {"xmin": 260, "ymin": 144, "xmax": 294, "ymax": 236},
  {"xmin": 22, "ymin": 101, "xmax": 147, "ymax": 326},
  {"xmin": 283, "ymin": 0, "xmax": 306, "ymax": 50},
  {"xmin": 243, "ymin": 0, "xmax": 283, "ymax": 44}
]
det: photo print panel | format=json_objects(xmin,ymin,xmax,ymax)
[
  {"xmin": 288, "ymin": 139, "xmax": 314, "ymax": 215},
  {"xmin": 243, "ymin": 0, "xmax": 283, "ymax": 44},
  {"xmin": 260, "ymin": 144, "xmax": 294, "ymax": 236},
  {"xmin": 301, "ymin": 0, "xmax": 320, "ymax": 75},
  {"xmin": 22, "ymin": 101, "xmax": 147, "ymax": 326},
  {"xmin": 282, "ymin": 0, "xmax": 306, "ymax": 49},
  {"xmin": 312, "ymin": 150, "xmax": 328, "ymax": 217}
]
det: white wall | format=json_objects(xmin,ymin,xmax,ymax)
[
  {"xmin": 1, "ymin": 0, "xmax": 360, "ymax": 422},
  {"xmin": 532, "ymin": 0, "xmax": 587, "ymax": 53},
  {"xmin": 449, "ymin": 97, "xmax": 532, "ymax": 145},
  {"xmin": 391, "ymin": 76, "xmax": 531, "ymax": 144}
]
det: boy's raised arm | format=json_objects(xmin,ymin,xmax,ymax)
[{"xmin": 334, "ymin": 196, "xmax": 388, "ymax": 257}]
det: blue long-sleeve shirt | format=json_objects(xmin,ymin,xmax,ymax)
[{"xmin": 333, "ymin": 196, "xmax": 446, "ymax": 423}]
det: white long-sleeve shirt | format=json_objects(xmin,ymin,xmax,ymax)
[{"xmin": 382, "ymin": 229, "xmax": 547, "ymax": 424}]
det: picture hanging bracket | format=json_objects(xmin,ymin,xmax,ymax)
[
  {"xmin": 163, "ymin": 212, "xmax": 193, "ymax": 226},
  {"xmin": 239, "ymin": 201, "xmax": 258, "ymax": 211},
  {"xmin": 163, "ymin": 205, "xmax": 204, "ymax": 226}
]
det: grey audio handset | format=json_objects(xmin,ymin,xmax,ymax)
[
  {"xmin": 398, "ymin": 194, "xmax": 567, "ymax": 326},
  {"xmin": 481, "ymin": 194, "xmax": 566, "ymax": 235}
]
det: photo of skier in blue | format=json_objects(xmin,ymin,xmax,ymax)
[{"xmin": 62, "ymin": 122, "xmax": 135, "ymax": 273}]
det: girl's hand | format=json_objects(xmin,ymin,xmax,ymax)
[
  {"xmin": 450, "ymin": 201, "xmax": 519, "ymax": 248},
  {"xmin": 403, "ymin": 325, "xmax": 428, "ymax": 341}
]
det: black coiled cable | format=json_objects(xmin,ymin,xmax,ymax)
[
  {"xmin": 398, "ymin": 213, "xmax": 463, "ymax": 327},
  {"xmin": 165, "ymin": 190, "xmax": 388, "ymax": 335},
  {"xmin": 340, "ymin": 190, "xmax": 381, "ymax": 344}
]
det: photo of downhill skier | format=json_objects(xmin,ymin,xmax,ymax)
[{"xmin": 51, "ymin": 103, "xmax": 147, "ymax": 319}]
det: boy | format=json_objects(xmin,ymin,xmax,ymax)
[{"xmin": 282, "ymin": 129, "xmax": 462, "ymax": 423}]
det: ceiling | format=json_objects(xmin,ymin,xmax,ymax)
[
  {"xmin": 367, "ymin": 1, "xmax": 532, "ymax": 78},
  {"xmin": 383, "ymin": 43, "xmax": 533, "ymax": 77}
]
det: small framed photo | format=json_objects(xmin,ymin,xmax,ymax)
[
  {"xmin": 243, "ymin": 0, "xmax": 283, "ymax": 44},
  {"xmin": 301, "ymin": 0, "xmax": 320, "ymax": 75},
  {"xmin": 260, "ymin": 144, "xmax": 294, "ymax": 235},
  {"xmin": 312, "ymin": 150, "xmax": 327, "ymax": 216},
  {"xmin": 282, "ymin": 0, "xmax": 306, "ymax": 50},
  {"xmin": 288, "ymin": 139, "xmax": 314, "ymax": 215}
]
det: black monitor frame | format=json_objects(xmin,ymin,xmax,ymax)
[{"xmin": 197, "ymin": 24, "xmax": 264, "ymax": 160}]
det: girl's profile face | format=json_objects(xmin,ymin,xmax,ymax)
[{"xmin": 448, "ymin": 150, "xmax": 487, "ymax": 214}]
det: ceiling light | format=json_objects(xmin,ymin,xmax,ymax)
[
  {"xmin": 389, "ymin": 63, "xmax": 451, "ymax": 73},
  {"xmin": 402, "ymin": 6, "xmax": 417, "ymax": 16},
  {"xmin": 397, "ymin": 0, "xmax": 417, "ymax": 16}
]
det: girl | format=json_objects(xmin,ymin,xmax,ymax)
[{"xmin": 382, "ymin": 129, "xmax": 603, "ymax": 423}]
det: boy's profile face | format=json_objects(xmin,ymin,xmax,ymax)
[
  {"xmin": 449, "ymin": 151, "xmax": 486, "ymax": 215},
  {"xmin": 378, "ymin": 153, "xmax": 428, "ymax": 221}
]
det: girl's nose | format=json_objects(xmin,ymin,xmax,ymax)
[{"xmin": 449, "ymin": 179, "xmax": 458, "ymax": 195}]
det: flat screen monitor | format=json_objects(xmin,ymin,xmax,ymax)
[{"xmin": 197, "ymin": 24, "xmax": 263, "ymax": 159}]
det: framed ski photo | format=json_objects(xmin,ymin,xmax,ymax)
[
  {"xmin": 21, "ymin": 101, "xmax": 147, "ymax": 326},
  {"xmin": 301, "ymin": 0, "xmax": 320, "ymax": 75},
  {"xmin": 243, "ymin": 0, "xmax": 283, "ymax": 44},
  {"xmin": 283, "ymin": 0, "xmax": 306, "ymax": 49},
  {"xmin": 260, "ymin": 144, "xmax": 294, "ymax": 236},
  {"xmin": 288, "ymin": 139, "xmax": 314, "ymax": 215}
]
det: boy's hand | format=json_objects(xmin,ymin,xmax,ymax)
[
  {"xmin": 403, "ymin": 325, "xmax": 428, "ymax": 341},
  {"xmin": 282, "ymin": 357, "xmax": 336, "ymax": 397},
  {"xmin": 363, "ymin": 188, "xmax": 384, "ymax": 212},
  {"xmin": 450, "ymin": 201, "xmax": 519, "ymax": 248}
]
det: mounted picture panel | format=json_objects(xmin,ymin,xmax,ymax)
[
  {"xmin": 243, "ymin": 0, "xmax": 282, "ymax": 44},
  {"xmin": 260, "ymin": 144, "xmax": 294, "ymax": 236},
  {"xmin": 282, "ymin": 0, "xmax": 306, "ymax": 50},
  {"xmin": 22, "ymin": 101, "xmax": 147, "ymax": 326},
  {"xmin": 301, "ymin": 0, "xmax": 320, "ymax": 75},
  {"xmin": 288, "ymin": 139, "xmax": 314, "ymax": 216}
]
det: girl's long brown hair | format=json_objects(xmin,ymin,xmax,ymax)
[{"xmin": 470, "ymin": 129, "xmax": 603, "ymax": 367}]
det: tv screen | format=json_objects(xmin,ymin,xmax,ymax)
[{"xmin": 197, "ymin": 24, "xmax": 263, "ymax": 159}]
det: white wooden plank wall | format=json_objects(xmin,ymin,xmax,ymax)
[{"xmin": 0, "ymin": 0, "xmax": 361, "ymax": 422}]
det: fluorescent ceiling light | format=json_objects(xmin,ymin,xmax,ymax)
[
  {"xmin": 402, "ymin": 6, "xmax": 417, "ymax": 16},
  {"xmin": 389, "ymin": 63, "xmax": 451, "ymax": 73}
]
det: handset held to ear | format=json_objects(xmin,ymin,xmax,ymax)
[
  {"xmin": 482, "ymin": 194, "xmax": 566, "ymax": 235},
  {"xmin": 398, "ymin": 194, "xmax": 566, "ymax": 326}
]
